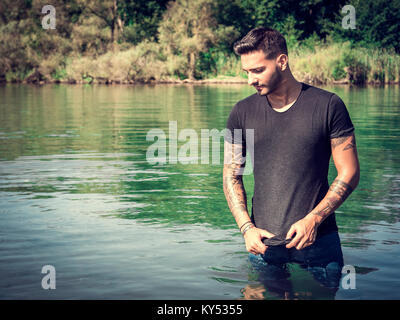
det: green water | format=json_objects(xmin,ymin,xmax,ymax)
[{"xmin": 0, "ymin": 83, "xmax": 399, "ymax": 299}]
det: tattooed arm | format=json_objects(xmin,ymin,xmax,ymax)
[
  {"xmin": 223, "ymin": 140, "xmax": 248, "ymax": 226},
  {"xmin": 311, "ymin": 133, "xmax": 360, "ymax": 222},
  {"xmin": 286, "ymin": 133, "xmax": 360, "ymax": 250},
  {"xmin": 223, "ymin": 141, "xmax": 274, "ymax": 255}
]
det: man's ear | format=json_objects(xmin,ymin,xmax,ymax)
[{"xmin": 276, "ymin": 54, "xmax": 288, "ymax": 71}]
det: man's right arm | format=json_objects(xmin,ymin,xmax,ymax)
[{"xmin": 223, "ymin": 141, "xmax": 274, "ymax": 255}]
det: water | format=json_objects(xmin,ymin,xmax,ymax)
[{"xmin": 0, "ymin": 83, "xmax": 399, "ymax": 300}]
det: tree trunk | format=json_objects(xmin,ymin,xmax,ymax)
[
  {"xmin": 110, "ymin": 23, "xmax": 115, "ymax": 51},
  {"xmin": 188, "ymin": 52, "xmax": 196, "ymax": 80},
  {"xmin": 117, "ymin": 16, "xmax": 124, "ymax": 33},
  {"xmin": 111, "ymin": 0, "xmax": 118, "ymax": 51}
]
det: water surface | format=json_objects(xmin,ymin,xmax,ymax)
[{"xmin": 0, "ymin": 83, "xmax": 399, "ymax": 299}]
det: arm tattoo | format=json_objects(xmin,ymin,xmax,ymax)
[
  {"xmin": 329, "ymin": 178, "xmax": 354, "ymax": 199},
  {"xmin": 223, "ymin": 168, "xmax": 248, "ymax": 213},
  {"xmin": 312, "ymin": 196, "xmax": 341, "ymax": 218},
  {"xmin": 313, "ymin": 134, "xmax": 358, "ymax": 221},
  {"xmin": 343, "ymin": 135, "xmax": 356, "ymax": 151},
  {"xmin": 312, "ymin": 178, "xmax": 354, "ymax": 220},
  {"xmin": 331, "ymin": 134, "xmax": 356, "ymax": 151},
  {"xmin": 223, "ymin": 141, "xmax": 248, "ymax": 222}
]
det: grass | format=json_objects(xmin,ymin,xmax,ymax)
[
  {"xmin": 2, "ymin": 36, "xmax": 399, "ymax": 85},
  {"xmin": 287, "ymin": 42, "xmax": 400, "ymax": 85}
]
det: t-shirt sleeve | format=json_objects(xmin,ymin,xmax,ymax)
[
  {"xmin": 224, "ymin": 104, "xmax": 246, "ymax": 145},
  {"xmin": 328, "ymin": 94, "xmax": 355, "ymax": 139}
]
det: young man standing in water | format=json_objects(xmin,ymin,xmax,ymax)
[{"xmin": 223, "ymin": 27, "xmax": 360, "ymax": 289}]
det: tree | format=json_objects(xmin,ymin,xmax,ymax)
[
  {"xmin": 80, "ymin": 0, "xmax": 123, "ymax": 51},
  {"xmin": 158, "ymin": 0, "xmax": 216, "ymax": 79},
  {"xmin": 332, "ymin": 0, "xmax": 400, "ymax": 52},
  {"xmin": 119, "ymin": 0, "xmax": 169, "ymax": 44}
]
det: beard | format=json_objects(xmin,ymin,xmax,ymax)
[{"xmin": 255, "ymin": 67, "xmax": 282, "ymax": 96}]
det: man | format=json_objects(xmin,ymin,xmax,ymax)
[{"xmin": 223, "ymin": 27, "xmax": 360, "ymax": 289}]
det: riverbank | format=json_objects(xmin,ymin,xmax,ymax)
[
  {"xmin": 3, "ymin": 76, "xmax": 400, "ymax": 86},
  {"xmin": 4, "ymin": 80, "xmax": 399, "ymax": 87},
  {"xmin": 3, "ymin": 75, "xmax": 249, "ymax": 85},
  {"xmin": 2, "ymin": 0, "xmax": 400, "ymax": 89},
  {"xmin": 3, "ymin": 75, "xmax": 399, "ymax": 86},
  {"xmin": 2, "ymin": 41, "xmax": 399, "ymax": 87}
]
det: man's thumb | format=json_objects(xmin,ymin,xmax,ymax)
[
  {"xmin": 260, "ymin": 229, "xmax": 274, "ymax": 239},
  {"xmin": 286, "ymin": 226, "xmax": 296, "ymax": 239}
]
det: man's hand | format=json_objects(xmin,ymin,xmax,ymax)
[
  {"xmin": 244, "ymin": 227, "xmax": 275, "ymax": 255},
  {"xmin": 285, "ymin": 215, "xmax": 320, "ymax": 250}
]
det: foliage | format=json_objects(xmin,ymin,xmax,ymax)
[
  {"xmin": 0, "ymin": 0, "xmax": 399, "ymax": 83},
  {"xmin": 119, "ymin": 0, "xmax": 169, "ymax": 44},
  {"xmin": 158, "ymin": 0, "xmax": 217, "ymax": 79},
  {"xmin": 331, "ymin": 0, "xmax": 400, "ymax": 53}
]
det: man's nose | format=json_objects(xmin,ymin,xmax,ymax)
[{"xmin": 247, "ymin": 73, "xmax": 257, "ymax": 86}]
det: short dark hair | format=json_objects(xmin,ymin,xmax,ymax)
[{"xmin": 233, "ymin": 27, "xmax": 288, "ymax": 59}]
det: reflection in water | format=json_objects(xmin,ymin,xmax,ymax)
[
  {"xmin": 242, "ymin": 268, "xmax": 338, "ymax": 300},
  {"xmin": 0, "ymin": 83, "xmax": 399, "ymax": 299},
  {"xmin": 244, "ymin": 253, "xmax": 341, "ymax": 300},
  {"xmin": 241, "ymin": 260, "xmax": 379, "ymax": 300}
]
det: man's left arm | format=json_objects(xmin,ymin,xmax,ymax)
[{"xmin": 286, "ymin": 133, "xmax": 360, "ymax": 250}]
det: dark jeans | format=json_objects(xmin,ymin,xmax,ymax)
[{"xmin": 249, "ymin": 231, "xmax": 344, "ymax": 290}]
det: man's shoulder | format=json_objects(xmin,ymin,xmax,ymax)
[
  {"xmin": 302, "ymin": 83, "xmax": 337, "ymax": 102},
  {"xmin": 233, "ymin": 93, "xmax": 262, "ymax": 112},
  {"xmin": 237, "ymin": 92, "xmax": 262, "ymax": 105}
]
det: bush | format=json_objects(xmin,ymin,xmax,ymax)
[
  {"xmin": 70, "ymin": 16, "xmax": 110, "ymax": 56},
  {"xmin": 342, "ymin": 50, "xmax": 370, "ymax": 85},
  {"xmin": 331, "ymin": 60, "xmax": 347, "ymax": 81},
  {"xmin": 65, "ymin": 41, "xmax": 170, "ymax": 83}
]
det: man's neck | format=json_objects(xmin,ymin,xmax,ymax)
[{"xmin": 267, "ymin": 77, "xmax": 302, "ymax": 110}]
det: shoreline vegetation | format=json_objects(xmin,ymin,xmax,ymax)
[
  {"xmin": 1, "ymin": 0, "xmax": 399, "ymax": 86},
  {"xmin": 4, "ymin": 40, "xmax": 400, "ymax": 86}
]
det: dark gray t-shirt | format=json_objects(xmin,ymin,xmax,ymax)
[{"xmin": 225, "ymin": 83, "xmax": 354, "ymax": 239}]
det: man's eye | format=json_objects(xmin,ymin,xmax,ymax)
[{"xmin": 253, "ymin": 68, "xmax": 264, "ymax": 73}]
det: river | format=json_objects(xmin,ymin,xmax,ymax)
[{"xmin": 0, "ymin": 83, "xmax": 399, "ymax": 299}]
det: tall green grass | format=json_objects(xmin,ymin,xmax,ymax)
[
  {"xmin": 213, "ymin": 41, "xmax": 400, "ymax": 85},
  {"xmin": 293, "ymin": 42, "xmax": 400, "ymax": 85},
  {"xmin": 1, "ymin": 31, "xmax": 399, "ymax": 85}
]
